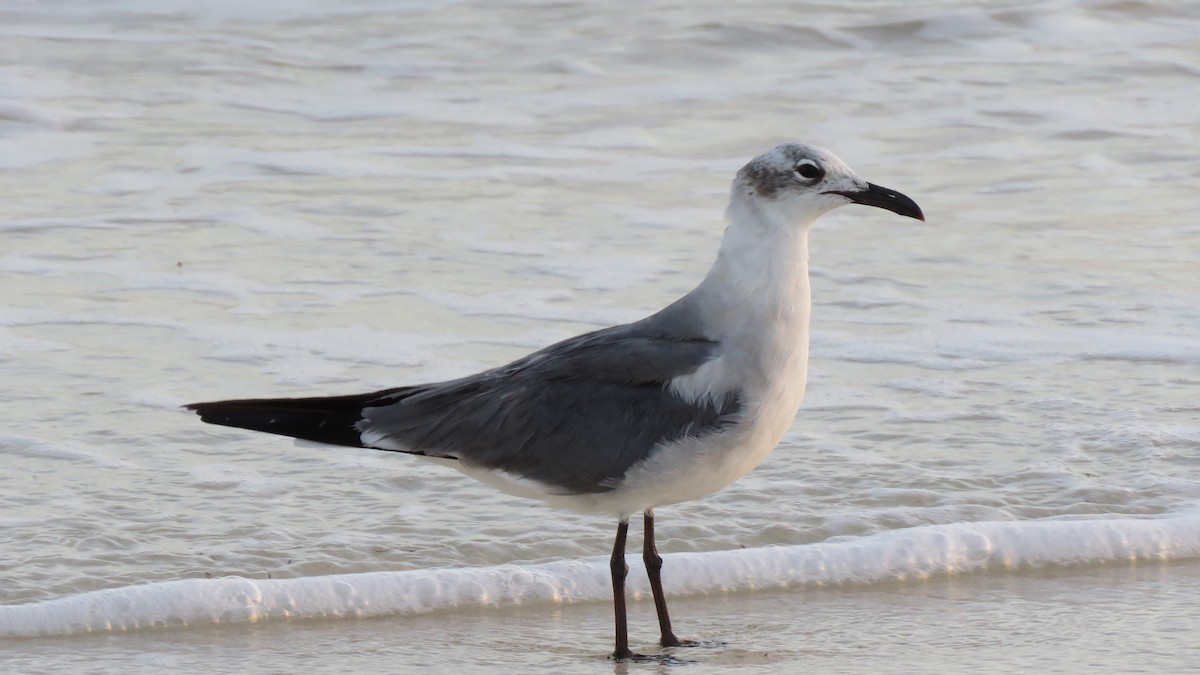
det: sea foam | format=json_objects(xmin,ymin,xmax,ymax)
[{"xmin": 3, "ymin": 511, "xmax": 1198, "ymax": 638}]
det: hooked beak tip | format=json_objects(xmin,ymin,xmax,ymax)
[{"xmin": 825, "ymin": 183, "xmax": 924, "ymax": 222}]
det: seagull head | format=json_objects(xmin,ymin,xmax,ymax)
[{"xmin": 734, "ymin": 143, "xmax": 924, "ymax": 223}]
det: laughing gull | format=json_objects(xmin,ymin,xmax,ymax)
[{"xmin": 186, "ymin": 142, "xmax": 924, "ymax": 660}]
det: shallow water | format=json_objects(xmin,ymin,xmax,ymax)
[{"xmin": 2, "ymin": 0, "xmax": 1199, "ymax": 671}]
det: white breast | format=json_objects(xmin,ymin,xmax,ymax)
[{"xmin": 594, "ymin": 195, "xmax": 817, "ymax": 517}]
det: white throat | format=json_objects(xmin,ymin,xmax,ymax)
[
  {"xmin": 700, "ymin": 191, "xmax": 814, "ymax": 337},
  {"xmin": 671, "ymin": 190, "xmax": 815, "ymax": 410}
]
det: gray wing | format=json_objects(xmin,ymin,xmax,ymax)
[{"xmin": 359, "ymin": 320, "xmax": 742, "ymax": 495}]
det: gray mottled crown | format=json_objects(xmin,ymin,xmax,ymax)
[{"xmin": 736, "ymin": 143, "xmax": 841, "ymax": 198}]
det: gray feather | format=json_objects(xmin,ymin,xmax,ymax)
[{"xmin": 360, "ymin": 300, "xmax": 742, "ymax": 494}]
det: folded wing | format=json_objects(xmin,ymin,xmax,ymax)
[{"xmin": 188, "ymin": 319, "xmax": 742, "ymax": 495}]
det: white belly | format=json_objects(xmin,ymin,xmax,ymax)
[{"xmin": 433, "ymin": 392, "xmax": 799, "ymax": 518}]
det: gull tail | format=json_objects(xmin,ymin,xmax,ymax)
[{"xmin": 185, "ymin": 388, "xmax": 406, "ymax": 449}]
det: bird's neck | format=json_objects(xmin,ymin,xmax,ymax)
[
  {"xmin": 679, "ymin": 194, "xmax": 814, "ymax": 415},
  {"xmin": 699, "ymin": 195, "xmax": 814, "ymax": 336}
]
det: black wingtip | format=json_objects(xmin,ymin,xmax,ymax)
[{"xmin": 184, "ymin": 396, "xmax": 370, "ymax": 448}]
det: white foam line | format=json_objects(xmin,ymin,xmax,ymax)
[{"xmin": 4, "ymin": 512, "xmax": 1199, "ymax": 638}]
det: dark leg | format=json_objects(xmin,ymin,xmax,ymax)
[
  {"xmin": 610, "ymin": 519, "xmax": 635, "ymax": 660},
  {"xmin": 643, "ymin": 509, "xmax": 683, "ymax": 647}
]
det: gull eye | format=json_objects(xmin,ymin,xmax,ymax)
[{"xmin": 794, "ymin": 160, "xmax": 823, "ymax": 181}]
